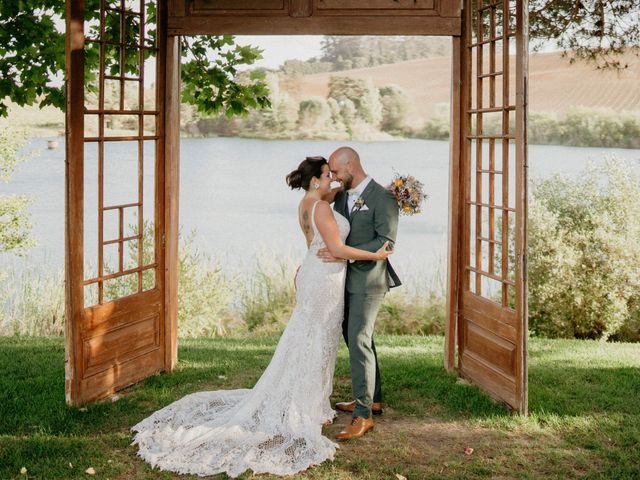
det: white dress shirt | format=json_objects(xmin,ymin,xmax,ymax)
[{"xmin": 346, "ymin": 175, "xmax": 372, "ymax": 213}]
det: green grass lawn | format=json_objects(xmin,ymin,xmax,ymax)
[{"xmin": 0, "ymin": 335, "xmax": 638, "ymax": 479}]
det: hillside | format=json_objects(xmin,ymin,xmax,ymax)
[
  {"xmin": 6, "ymin": 51, "xmax": 638, "ymax": 138},
  {"xmin": 282, "ymin": 50, "xmax": 640, "ymax": 126}
]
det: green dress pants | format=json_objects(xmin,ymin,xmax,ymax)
[{"xmin": 343, "ymin": 291, "xmax": 385, "ymax": 418}]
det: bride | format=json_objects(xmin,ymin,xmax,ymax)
[{"xmin": 131, "ymin": 156, "xmax": 392, "ymax": 478}]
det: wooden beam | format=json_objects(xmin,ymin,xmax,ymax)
[
  {"xmin": 444, "ymin": 35, "xmax": 462, "ymax": 373},
  {"xmin": 168, "ymin": 15, "xmax": 461, "ymax": 35},
  {"xmin": 438, "ymin": 0, "xmax": 462, "ymax": 17},
  {"xmin": 290, "ymin": 0, "xmax": 312, "ymax": 17}
]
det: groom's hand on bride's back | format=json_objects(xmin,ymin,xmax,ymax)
[{"xmin": 316, "ymin": 247, "xmax": 346, "ymax": 263}]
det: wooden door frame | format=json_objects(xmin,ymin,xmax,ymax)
[
  {"xmin": 65, "ymin": 0, "xmax": 179, "ymax": 405},
  {"xmin": 446, "ymin": 0, "xmax": 529, "ymax": 413},
  {"xmin": 66, "ymin": 0, "xmax": 527, "ymax": 410}
]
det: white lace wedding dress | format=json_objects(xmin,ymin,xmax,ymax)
[{"xmin": 131, "ymin": 201, "xmax": 350, "ymax": 477}]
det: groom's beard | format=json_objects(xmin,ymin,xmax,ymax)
[{"xmin": 342, "ymin": 174, "xmax": 353, "ymax": 190}]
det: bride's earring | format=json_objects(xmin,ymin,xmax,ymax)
[{"xmin": 314, "ymin": 183, "xmax": 320, "ymax": 190}]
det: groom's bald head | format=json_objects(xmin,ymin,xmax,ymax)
[
  {"xmin": 330, "ymin": 146, "xmax": 360, "ymax": 168},
  {"xmin": 328, "ymin": 146, "xmax": 365, "ymax": 190}
]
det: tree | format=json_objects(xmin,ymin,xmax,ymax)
[
  {"xmin": 379, "ymin": 85, "xmax": 410, "ymax": 134},
  {"xmin": 529, "ymin": 0, "xmax": 639, "ymax": 69},
  {"xmin": 297, "ymin": 98, "xmax": 332, "ymax": 136},
  {"xmin": 319, "ymin": 36, "xmax": 451, "ymax": 71},
  {"xmin": 328, "ymin": 76, "xmax": 382, "ymax": 127},
  {"xmin": 0, "ymin": 1, "xmax": 270, "ymax": 117},
  {"xmin": 0, "ymin": 123, "xmax": 34, "ymax": 255}
]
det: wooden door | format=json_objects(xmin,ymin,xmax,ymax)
[
  {"xmin": 65, "ymin": 0, "xmax": 175, "ymax": 405},
  {"xmin": 455, "ymin": 0, "xmax": 528, "ymax": 413}
]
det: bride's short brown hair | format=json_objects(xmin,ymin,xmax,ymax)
[{"xmin": 286, "ymin": 156, "xmax": 327, "ymax": 191}]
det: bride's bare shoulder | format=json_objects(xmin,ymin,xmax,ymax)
[
  {"xmin": 314, "ymin": 200, "xmax": 332, "ymax": 212},
  {"xmin": 313, "ymin": 200, "xmax": 336, "ymax": 222}
]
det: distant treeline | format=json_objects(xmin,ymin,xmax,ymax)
[
  {"xmin": 420, "ymin": 108, "xmax": 640, "ymax": 149},
  {"xmin": 184, "ymin": 71, "xmax": 640, "ymax": 149},
  {"xmin": 280, "ymin": 36, "xmax": 451, "ymax": 75},
  {"xmin": 183, "ymin": 72, "xmax": 410, "ymax": 141}
]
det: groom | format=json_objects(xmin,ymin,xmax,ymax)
[{"xmin": 318, "ymin": 146, "xmax": 401, "ymax": 440}]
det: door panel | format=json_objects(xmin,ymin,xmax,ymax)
[
  {"xmin": 457, "ymin": 0, "xmax": 528, "ymax": 413},
  {"xmin": 65, "ymin": 0, "xmax": 168, "ymax": 405}
]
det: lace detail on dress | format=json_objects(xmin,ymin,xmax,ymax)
[{"xmin": 131, "ymin": 200, "xmax": 350, "ymax": 478}]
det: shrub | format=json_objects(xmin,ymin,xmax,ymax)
[
  {"xmin": 417, "ymin": 108, "xmax": 640, "ymax": 149},
  {"xmin": 421, "ymin": 114, "xmax": 450, "ymax": 140},
  {"xmin": 377, "ymin": 290, "xmax": 445, "ymax": 336},
  {"xmin": 297, "ymin": 97, "xmax": 333, "ymax": 137},
  {"xmin": 176, "ymin": 230, "xmax": 238, "ymax": 337},
  {"xmin": 0, "ymin": 123, "xmax": 34, "ymax": 255},
  {"xmin": 238, "ymin": 253, "xmax": 297, "ymax": 336},
  {"xmin": 527, "ymin": 158, "xmax": 640, "ymax": 341},
  {"xmin": 379, "ymin": 85, "xmax": 410, "ymax": 135}
]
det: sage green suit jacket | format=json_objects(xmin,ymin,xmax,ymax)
[{"xmin": 334, "ymin": 179, "xmax": 402, "ymax": 294}]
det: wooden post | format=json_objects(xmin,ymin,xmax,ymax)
[
  {"xmin": 514, "ymin": 0, "xmax": 529, "ymax": 415},
  {"xmin": 445, "ymin": 35, "xmax": 462, "ymax": 373},
  {"xmin": 163, "ymin": 31, "xmax": 181, "ymax": 371},
  {"xmin": 64, "ymin": 0, "xmax": 85, "ymax": 406}
]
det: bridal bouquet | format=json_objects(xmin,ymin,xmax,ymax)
[{"xmin": 386, "ymin": 172, "xmax": 428, "ymax": 215}]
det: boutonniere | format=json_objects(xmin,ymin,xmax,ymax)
[{"xmin": 353, "ymin": 196, "xmax": 365, "ymax": 212}]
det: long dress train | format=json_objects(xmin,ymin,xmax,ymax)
[{"xmin": 131, "ymin": 200, "xmax": 350, "ymax": 477}]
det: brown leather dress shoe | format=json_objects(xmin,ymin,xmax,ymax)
[
  {"xmin": 335, "ymin": 400, "xmax": 383, "ymax": 416},
  {"xmin": 335, "ymin": 416, "xmax": 374, "ymax": 441}
]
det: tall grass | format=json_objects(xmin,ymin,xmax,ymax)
[
  {"xmin": 0, "ymin": 240, "xmax": 445, "ymax": 337},
  {"xmin": 0, "ymin": 260, "xmax": 64, "ymax": 336},
  {"xmin": 237, "ymin": 252, "xmax": 298, "ymax": 336}
]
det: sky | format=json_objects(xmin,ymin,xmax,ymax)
[{"xmin": 234, "ymin": 35, "xmax": 325, "ymax": 69}]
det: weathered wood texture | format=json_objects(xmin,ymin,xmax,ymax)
[
  {"xmin": 65, "ymin": 0, "xmax": 85, "ymax": 405},
  {"xmin": 444, "ymin": 35, "xmax": 462, "ymax": 373},
  {"xmin": 65, "ymin": 0, "xmax": 167, "ymax": 405},
  {"xmin": 456, "ymin": 0, "xmax": 528, "ymax": 414},
  {"xmin": 168, "ymin": 0, "xmax": 462, "ymax": 35},
  {"xmin": 163, "ymin": 31, "xmax": 181, "ymax": 372}
]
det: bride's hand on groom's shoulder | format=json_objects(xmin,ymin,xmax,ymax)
[{"xmin": 316, "ymin": 247, "xmax": 346, "ymax": 263}]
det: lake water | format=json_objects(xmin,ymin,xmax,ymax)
[{"xmin": 3, "ymin": 137, "xmax": 640, "ymax": 291}]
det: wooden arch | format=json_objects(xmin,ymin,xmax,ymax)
[{"xmin": 65, "ymin": 0, "xmax": 529, "ymax": 413}]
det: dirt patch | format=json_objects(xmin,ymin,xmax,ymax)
[{"xmin": 320, "ymin": 410, "xmax": 596, "ymax": 479}]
